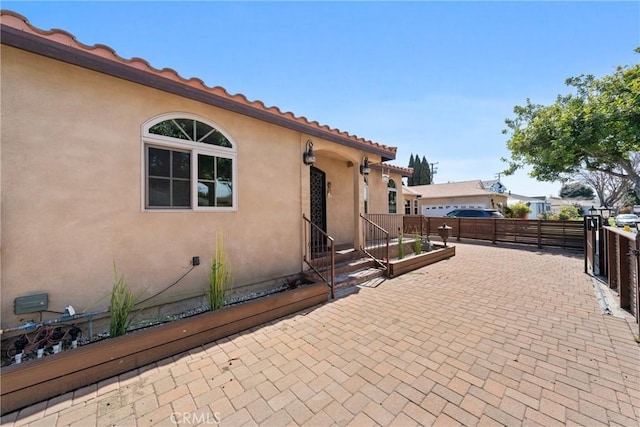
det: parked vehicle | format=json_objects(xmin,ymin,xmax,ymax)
[
  {"xmin": 614, "ymin": 213, "xmax": 639, "ymax": 228},
  {"xmin": 445, "ymin": 209, "xmax": 504, "ymax": 218}
]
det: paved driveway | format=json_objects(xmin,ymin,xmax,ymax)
[{"xmin": 4, "ymin": 242, "xmax": 640, "ymax": 426}]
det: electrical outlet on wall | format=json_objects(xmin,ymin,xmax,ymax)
[{"xmin": 192, "ymin": 256, "xmax": 200, "ymax": 266}]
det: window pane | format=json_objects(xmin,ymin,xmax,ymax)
[
  {"xmin": 149, "ymin": 178, "xmax": 170, "ymax": 206},
  {"xmin": 172, "ymin": 180, "xmax": 191, "ymax": 207},
  {"xmin": 388, "ymin": 191, "xmax": 397, "ymax": 214},
  {"xmin": 198, "ymin": 181, "xmax": 215, "ymax": 207},
  {"xmin": 216, "ymin": 181, "xmax": 232, "ymax": 207},
  {"xmin": 216, "ymin": 157, "xmax": 233, "ymax": 207},
  {"xmin": 216, "ymin": 157, "xmax": 232, "ymax": 181},
  {"xmin": 148, "ymin": 147, "xmax": 170, "ymax": 177},
  {"xmin": 149, "ymin": 120, "xmax": 188, "ymax": 140},
  {"xmin": 198, "ymin": 155, "xmax": 215, "ymax": 180},
  {"xmin": 201, "ymin": 130, "xmax": 232, "ymax": 148},
  {"xmin": 172, "ymin": 151, "xmax": 191, "ymax": 179},
  {"xmin": 173, "ymin": 119, "xmax": 195, "ymax": 140}
]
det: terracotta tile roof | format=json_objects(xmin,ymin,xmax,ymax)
[
  {"xmin": 370, "ymin": 163, "xmax": 413, "ymax": 177},
  {"xmin": 0, "ymin": 10, "xmax": 397, "ymax": 160},
  {"xmin": 404, "ymin": 180, "xmax": 505, "ymax": 199}
]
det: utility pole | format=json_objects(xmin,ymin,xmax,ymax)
[{"xmin": 430, "ymin": 162, "xmax": 438, "ymax": 184}]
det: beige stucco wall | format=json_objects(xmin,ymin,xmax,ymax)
[{"xmin": 0, "ymin": 46, "xmax": 382, "ymax": 328}]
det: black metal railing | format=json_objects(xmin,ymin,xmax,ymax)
[
  {"xmin": 303, "ymin": 214, "xmax": 335, "ymax": 299},
  {"xmin": 360, "ymin": 213, "xmax": 390, "ymax": 275}
]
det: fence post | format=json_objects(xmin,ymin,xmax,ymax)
[{"xmin": 537, "ymin": 220, "xmax": 542, "ymax": 249}]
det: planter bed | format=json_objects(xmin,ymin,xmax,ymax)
[
  {"xmin": 389, "ymin": 245, "xmax": 455, "ymax": 278},
  {"xmin": 0, "ymin": 282, "xmax": 328, "ymax": 415}
]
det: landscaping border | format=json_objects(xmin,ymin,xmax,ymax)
[
  {"xmin": 389, "ymin": 245, "xmax": 456, "ymax": 278},
  {"xmin": 0, "ymin": 283, "xmax": 328, "ymax": 415}
]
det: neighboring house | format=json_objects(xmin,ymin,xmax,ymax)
[
  {"xmin": 0, "ymin": 11, "xmax": 411, "ymax": 330},
  {"xmin": 482, "ymin": 179, "xmax": 507, "ymax": 194},
  {"xmin": 404, "ymin": 180, "xmax": 508, "ymax": 217},
  {"xmin": 506, "ymin": 193, "xmax": 550, "ymax": 219},
  {"xmin": 402, "ymin": 185, "xmax": 422, "ymax": 215},
  {"xmin": 548, "ymin": 197, "xmax": 599, "ymax": 215}
]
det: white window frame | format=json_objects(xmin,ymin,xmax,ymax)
[{"xmin": 141, "ymin": 113, "xmax": 238, "ymax": 212}]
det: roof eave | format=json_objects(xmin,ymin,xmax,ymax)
[{"xmin": 0, "ymin": 23, "xmax": 396, "ymax": 161}]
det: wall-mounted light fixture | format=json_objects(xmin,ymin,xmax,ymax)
[
  {"xmin": 327, "ymin": 182, "xmax": 333, "ymax": 198},
  {"xmin": 303, "ymin": 140, "xmax": 316, "ymax": 166},
  {"xmin": 382, "ymin": 168, "xmax": 390, "ymax": 183},
  {"xmin": 359, "ymin": 157, "xmax": 370, "ymax": 175}
]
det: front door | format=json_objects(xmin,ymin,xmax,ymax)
[{"xmin": 310, "ymin": 166, "xmax": 327, "ymax": 253}]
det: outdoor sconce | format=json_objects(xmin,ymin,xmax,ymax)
[
  {"xmin": 327, "ymin": 182, "xmax": 333, "ymax": 198},
  {"xmin": 598, "ymin": 205, "xmax": 612, "ymax": 220},
  {"xmin": 360, "ymin": 157, "xmax": 370, "ymax": 175},
  {"xmin": 438, "ymin": 223, "xmax": 452, "ymax": 247},
  {"xmin": 303, "ymin": 140, "xmax": 316, "ymax": 166},
  {"xmin": 382, "ymin": 169, "xmax": 390, "ymax": 183}
]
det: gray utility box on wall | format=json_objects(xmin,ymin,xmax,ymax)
[{"xmin": 14, "ymin": 293, "xmax": 49, "ymax": 314}]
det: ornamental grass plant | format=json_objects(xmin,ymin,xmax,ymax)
[{"xmin": 208, "ymin": 233, "xmax": 231, "ymax": 311}]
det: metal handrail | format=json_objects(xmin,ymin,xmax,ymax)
[
  {"xmin": 303, "ymin": 214, "xmax": 335, "ymax": 299},
  {"xmin": 360, "ymin": 213, "xmax": 390, "ymax": 275}
]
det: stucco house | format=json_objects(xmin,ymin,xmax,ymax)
[
  {"xmin": 0, "ymin": 11, "xmax": 412, "ymax": 331},
  {"xmin": 403, "ymin": 180, "xmax": 508, "ymax": 217}
]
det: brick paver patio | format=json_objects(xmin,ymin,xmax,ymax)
[{"xmin": 3, "ymin": 241, "xmax": 639, "ymax": 426}]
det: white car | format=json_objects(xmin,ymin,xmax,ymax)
[{"xmin": 614, "ymin": 214, "xmax": 639, "ymax": 228}]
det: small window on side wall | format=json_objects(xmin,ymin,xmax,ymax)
[
  {"xmin": 388, "ymin": 179, "xmax": 397, "ymax": 214},
  {"xmin": 143, "ymin": 114, "xmax": 237, "ymax": 211}
]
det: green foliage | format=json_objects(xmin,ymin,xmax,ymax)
[
  {"xmin": 503, "ymin": 50, "xmax": 640, "ymax": 199},
  {"xmin": 413, "ymin": 235, "xmax": 423, "ymax": 254},
  {"xmin": 398, "ymin": 229, "xmax": 404, "ymax": 259},
  {"xmin": 506, "ymin": 202, "xmax": 532, "ymax": 218},
  {"xmin": 109, "ymin": 263, "xmax": 136, "ymax": 338},
  {"xmin": 559, "ymin": 182, "xmax": 595, "ymax": 199},
  {"xmin": 208, "ymin": 233, "xmax": 231, "ymax": 311},
  {"xmin": 407, "ymin": 154, "xmax": 433, "ymax": 186},
  {"xmin": 557, "ymin": 205, "xmax": 583, "ymax": 221}
]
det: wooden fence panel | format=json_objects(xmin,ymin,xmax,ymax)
[{"xmin": 400, "ymin": 215, "xmax": 583, "ymax": 250}]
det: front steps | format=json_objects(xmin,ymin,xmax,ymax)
[{"xmin": 305, "ymin": 248, "xmax": 387, "ymax": 296}]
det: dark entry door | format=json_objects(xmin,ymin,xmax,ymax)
[{"xmin": 310, "ymin": 166, "xmax": 327, "ymax": 252}]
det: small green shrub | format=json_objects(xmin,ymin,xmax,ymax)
[
  {"xmin": 507, "ymin": 202, "xmax": 532, "ymax": 219},
  {"xmin": 109, "ymin": 263, "xmax": 135, "ymax": 338},
  {"xmin": 208, "ymin": 233, "xmax": 231, "ymax": 311},
  {"xmin": 413, "ymin": 234, "xmax": 423, "ymax": 254}
]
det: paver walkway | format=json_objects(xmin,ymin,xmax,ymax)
[{"xmin": 3, "ymin": 242, "xmax": 640, "ymax": 426}]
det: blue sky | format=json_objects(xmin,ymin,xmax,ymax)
[{"xmin": 4, "ymin": 1, "xmax": 639, "ymax": 196}]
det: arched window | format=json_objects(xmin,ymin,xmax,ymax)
[
  {"xmin": 142, "ymin": 114, "xmax": 237, "ymax": 211},
  {"xmin": 388, "ymin": 179, "xmax": 397, "ymax": 214}
]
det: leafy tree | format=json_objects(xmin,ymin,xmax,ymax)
[
  {"xmin": 559, "ymin": 182, "xmax": 595, "ymax": 199},
  {"xmin": 503, "ymin": 49, "xmax": 640, "ymax": 199}
]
